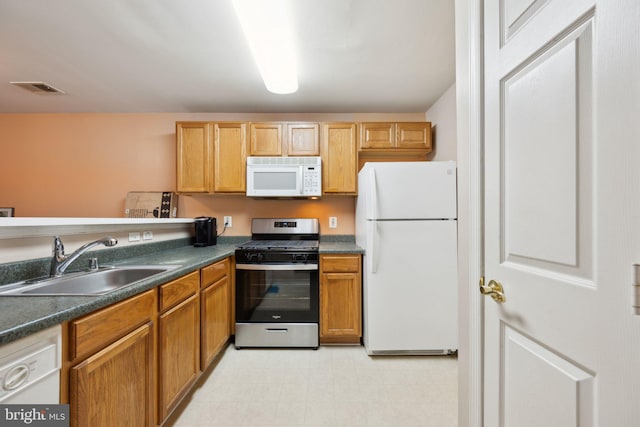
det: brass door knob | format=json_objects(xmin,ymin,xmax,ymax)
[{"xmin": 479, "ymin": 277, "xmax": 506, "ymax": 303}]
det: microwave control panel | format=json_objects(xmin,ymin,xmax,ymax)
[{"xmin": 302, "ymin": 165, "xmax": 322, "ymax": 195}]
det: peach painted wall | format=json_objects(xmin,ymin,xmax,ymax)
[{"xmin": 0, "ymin": 112, "xmax": 425, "ymax": 235}]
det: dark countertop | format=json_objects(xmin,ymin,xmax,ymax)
[{"xmin": 0, "ymin": 241, "xmax": 362, "ymax": 345}]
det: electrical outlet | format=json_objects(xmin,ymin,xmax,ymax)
[
  {"xmin": 224, "ymin": 216, "xmax": 233, "ymax": 227},
  {"xmin": 128, "ymin": 232, "xmax": 141, "ymax": 242},
  {"xmin": 142, "ymin": 231, "xmax": 153, "ymax": 241},
  {"xmin": 329, "ymin": 217, "xmax": 338, "ymax": 228}
]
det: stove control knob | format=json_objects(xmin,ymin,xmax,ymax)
[
  {"xmin": 245, "ymin": 253, "xmax": 258, "ymax": 262},
  {"xmin": 256, "ymin": 253, "xmax": 264, "ymax": 262},
  {"xmin": 292, "ymin": 254, "xmax": 308, "ymax": 262}
]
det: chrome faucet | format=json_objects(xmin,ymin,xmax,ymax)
[{"xmin": 50, "ymin": 236, "xmax": 118, "ymax": 277}]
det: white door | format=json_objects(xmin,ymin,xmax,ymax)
[{"xmin": 483, "ymin": 0, "xmax": 640, "ymax": 426}]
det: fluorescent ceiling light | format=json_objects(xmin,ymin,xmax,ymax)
[{"xmin": 232, "ymin": 0, "xmax": 298, "ymax": 94}]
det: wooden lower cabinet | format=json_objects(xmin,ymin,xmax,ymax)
[
  {"xmin": 200, "ymin": 260, "xmax": 231, "ymax": 370},
  {"xmin": 319, "ymin": 254, "xmax": 362, "ymax": 344},
  {"xmin": 67, "ymin": 289, "xmax": 156, "ymax": 427},
  {"xmin": 61, "ymin": 257, "xmax": 232, "ymax": 426},
  {"xmin": 157, "ymin": 272, "xmax": 200, "ymax": 422}
]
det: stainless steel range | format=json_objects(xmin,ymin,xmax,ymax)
[{"xmin": 235, "ymin": 218, "xmax": 319, "ymax": 349}]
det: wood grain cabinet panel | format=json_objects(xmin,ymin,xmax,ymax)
[
  {"xmin": 213, "ymin": 122, "xmax": 247, "ymax": 193},
  {"xmin": 200, "ymin": 258, "xmax": 231, "ymax": 370},
  {"xmin": 70, "ymin": 322, "xmax": 154, "ymax": 427},
  {"xmin": 158, "ymin": 294, "xmax": 200, "ymax": 422},
  {"xmin": 249, "ymin": 122, "xmax": 283, "ymax": 156},
  {"xmin": 159, "ymin": 270, "xmax": 199, "ymax": 312},
  {"xmin": 176, "ymin": 121, "xmax": 246, "ymax": 194},
  {"xmin": 320, "ymin": 254, "xmax": 362, "ymax": 344},
  {"xmin": 201, "ymin": 258, "xmax": 229, "ymax": 288},
  {"xmin": 358, "ymin": 121, "xmax": 432, "ymax": 170},
  {"xmin": 360, "ymin": 122, "xmax": 395, "ymax": 149},
  {"xmin": 321, "ymin": 122, "xmax": 358, "ymax": 195},
  {"xmin": 396, "ymin": 122, "xmax": 432, "ymax": 149},
  {"xmin": 201, "ymin": 276, "xmax": 230, "ymax": 370},
  {"xmin": 176, "ymin": 122, "xmax": 213, "ymax": 193},
  {"xmin": 287, "ymin": 122, "xmax": 320, "ymax": 155},
  {"xmin": 70, "ymin": 289, "xmax": 155, "ymax": 361}
]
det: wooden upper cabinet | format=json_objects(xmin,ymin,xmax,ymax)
[
  {"xmin": 249, "ymin": 122, "xmax": 283, "ymax": 156},
  {"xmin": 213, "ymin": 122, "xmax": 247, "ymax": 193},
  {"xmin": 359, "ymin": 121, "xmax": 432, "ymax": 150},
  {"xmin": 287, "ymin": 122, "xmax": 320, "ymax": 155},
  {"xmin": 249, "ymin": 122, "xmax": 320, "ymax": 156},
  {"xmin": 360, "ymin": 122, "xmax": 395, "ymax": 149},
  {"xmin": 176, "ymin": 121, "xmax": 246, "ymax": 194},
  {"xmin": 176, "ymin": 122, "xmax": 213, "ymax": 193},
  {"xmin": 321, "ymin": 122, "xmax": 358, "ymax": 195},
  {"xmin": 396, "ymin": 122, "xmax": 432, "ymax": 149}
]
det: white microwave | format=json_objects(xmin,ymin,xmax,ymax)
[{"xmin": 246, "ymin": 156, "xmax": 322, "ymax": 197}]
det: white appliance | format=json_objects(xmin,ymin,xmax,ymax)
[
  {"xmin": 0, "ymin": 326, "xmax": 61, "ymax": 404},
  {"xmin": 246, "ymin": 156, "xmax": 322, "ymax": 197},
  {"xmin": 356, "ymin": 161, "xmax": 458, "ymax": 355}
]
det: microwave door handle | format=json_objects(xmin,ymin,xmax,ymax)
[{"xmin": 299, "ymin": 165, "xmax": 304, "ymax": 194}]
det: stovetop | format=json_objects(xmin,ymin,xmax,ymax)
[{"xmin": 237, "ymin": 239, "xmax": 319, "ymax": 252}]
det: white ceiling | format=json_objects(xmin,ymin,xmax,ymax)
[{"xmin": 0, "ymin": 0, "xmax": 455, "ymax": 114}]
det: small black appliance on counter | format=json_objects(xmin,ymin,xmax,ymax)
[{"xmin": 194, "ymin": 217, "xmax": 217, "ymax": 246}]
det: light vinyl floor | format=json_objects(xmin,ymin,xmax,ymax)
[{"xmin": 168, "ymin": 345, "xmax": 458, "ymax": 427}]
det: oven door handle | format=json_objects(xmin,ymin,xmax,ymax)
[{"xmin": 236, "ymin": 263, "xmax": 318, "ymax": 271}]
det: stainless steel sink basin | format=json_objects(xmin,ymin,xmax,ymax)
[{"xmin": 0, "ymin": 265, "xmax": 181, "ymax": 296}]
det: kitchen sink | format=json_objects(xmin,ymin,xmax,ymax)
[{"xmin": 0, "ymin": 265, "xmax": 181, "ymax": 296}]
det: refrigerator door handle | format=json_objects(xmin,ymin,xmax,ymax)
[
  {"xmin": 368, "ymin": 220, "xmax": 378, "ymax": 274},
  {"xmin": 369, "ymin": 168, "xmax": 378, "ymax": 220}
]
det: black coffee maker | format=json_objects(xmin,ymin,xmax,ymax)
[{"xmin": 194, "ymin": 217, "xmax": 217, "ymax": 247}]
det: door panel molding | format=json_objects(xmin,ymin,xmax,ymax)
[
  {"xmin": 501, "ymin": 0, "xmax": 551, "ymax": 44},
  {"xmin": 499, "ymin": 17, "xmax": 594, "ymax": 281},
  {"xmin": 501, "ymin": 324, "xmax": 595, "ymax": 427}
]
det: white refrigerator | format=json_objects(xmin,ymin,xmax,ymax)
[{"xmin": 356, "ymin": 161, "xmax": 458, "ymax": 355}]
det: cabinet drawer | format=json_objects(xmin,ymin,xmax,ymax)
[
  {"xmin": 159, "ymin": 271, "xmax": 200, "ymax": 312},
  {"xmin": 70, "ymin": 289, "xmax": 156, "ymax": 361},
  {"xmin": 321, "ymin": 255, "xmax": 361, "ymax": 273},
  {"xmin": 201, "ymin": 259, "xmax": 229, "ymax": 288}
]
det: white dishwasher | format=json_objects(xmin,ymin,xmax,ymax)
[{"xmin": 0, "ymin": 325, "xmax": 61, "ymax": 404}]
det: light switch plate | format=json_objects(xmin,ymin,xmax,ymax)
[
  {"xmin": 142, "ymin": 231, "xmax": 153, "ymax": 241},
  {"xmin": 128, "ymin": 232, "xmax": 141, "ymax": 242}
]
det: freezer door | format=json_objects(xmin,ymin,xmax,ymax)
[
  {"xmin": 362, "ymin": 220, "xmax": 458, "ymax": 353},
  {"xmin": 358, "ymin": 161, "xmax": 457, "ymax": 220}
]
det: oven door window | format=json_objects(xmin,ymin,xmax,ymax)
[{"xmin": 236, "ymin": 267, "xmax": 319, "ymax": 323}]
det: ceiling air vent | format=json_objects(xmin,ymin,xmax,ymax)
[{"xmin": 10, "ymin": 81, "xmax": 66, "ymax": 95}]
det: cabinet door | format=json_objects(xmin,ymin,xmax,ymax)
[
  {"xmin": 321, "ymin": 123, "xmax": 357, "ymax": 194},
  {"xmin": 70, "ymin": 323, "xmax": 154, "ymax": 427},
  {"xmin": 320, "ymin": 272, "xmax": 362, "ymax": 342},
  {"xmin": 320, "ymin": 254, "xmax": 361, "ymax": 343},
  {"xmin": 201, "ymin": 276, "xmax": 230, "ymax": 370},
  {"xmin": 176, "ymin": 122, "xmax": 213, "ymax": 193},
  {"xmin": 395, "ymin": 122, "xmax": 432, "ymax": 149},
  {"xmin": 249, "ymin": 122, "xmax": 283, "ymax": 156},
  {"xmin": 286, "ymin": 122, "xmax": 319, "ymax": 156},
  {"xmin": 158, "ymin": 294, "xmax": 199, "ymax": 422},
  {"xmin": 359, "ymin": 122, "xmax": 395, "ymax": 149},
  {"xmin": 213, "ymin": 122, "xmax": 247, "ymax": 192}
]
